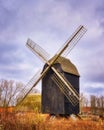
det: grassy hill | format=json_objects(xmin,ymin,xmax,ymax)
[{"xmin": 15, "ymin": 94, "xmax": 41, "ymax": 112}]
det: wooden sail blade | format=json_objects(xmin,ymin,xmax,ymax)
[
  {"xmin": 26, "ymin": 26, "xmax": 87, "ymax": 69},
  {"xmin": 56, "ymin": 25, "xmax": 87, "ymax": 57},
  {"xmin": 51, "ymin": 66, "xmax": 79, "ymax": 103},
  {"xmin": 16, "ymin": 60, "xmax": 55, "ymax": 105},
  {"xmin": 43, "ymin": 25, "xmax": 87, "ymax": 68},
  {"xmin": 51, "ymin": 73, "xmax": 79, "ymax": 106},
  {"xmin": 26, "ymin": 38, "xmax": 50, "ymax": 63},
  {"xmin": 16, "ymin": 69, "xmax": 42, "ymax": 105}
]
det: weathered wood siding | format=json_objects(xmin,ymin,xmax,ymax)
[
  {"xmin": 42, "ymin": 63, "xmax": 65, "ymax": 114},
  {"xmin": 64, "ymin": 73, "xmax": 79, "ymax": 114},
  {"xmin": 42, "ymin": 63, "xmax": 79, "ymax": 115}
]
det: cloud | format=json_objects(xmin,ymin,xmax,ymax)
[
  {"xmin": 0, "ymin": 41, "xmax": 41, "ymax": 83},
  {"xmin": 81, "ymin": 82, "xmax": 104, "ymax": 96}
]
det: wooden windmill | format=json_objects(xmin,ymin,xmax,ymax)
[{"xmin": 17, "ymin": 25, "xmax": 87, "ymax": 117}]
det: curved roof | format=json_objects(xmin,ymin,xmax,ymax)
[{"xmin": 49, "ymin": 55, "xmax": 80, "ymax": 76}]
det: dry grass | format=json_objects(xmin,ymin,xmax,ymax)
[{"xmin": 0, "ymin": 112, "xmax": 104, "ymax": 130}]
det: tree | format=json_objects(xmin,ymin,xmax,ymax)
[
  {"xmin": 90, "ymin": 95, "xmax": 104, "ymax": 115},
  {"xmin": 80, "ymin": 93, "xmax": 89, "ymax": 114},
  {"xmin": 90, "ymin": 95, "xmax": 96, "ymax": 114},
  {"xmin": 100, "ymin": 96, "xmax": 104, "ymax": 109},
  {"xmin": 80, "ymin": 93, "xmax": 84, "ymax": 113},
  {"xmin": 0, "ymin": 79, "xmax": 24, "ymax": 107},
  {"xmin": 99, "ymin": 96, "xmax": 104, "ymax": 115}
]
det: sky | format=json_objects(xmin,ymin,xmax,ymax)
[{"xmin": 0, "ymin": 0, "xmax": 104, "ymax": 96}]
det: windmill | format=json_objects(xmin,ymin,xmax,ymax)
[{"xmin": 17, "ymin": 25, "xmax": 87, "ymax": 117}]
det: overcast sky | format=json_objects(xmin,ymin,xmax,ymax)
[{"xmin": 0, "ymin": 0, "xmax": 104, "ymax": 96}]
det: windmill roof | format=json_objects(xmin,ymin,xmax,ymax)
[{"xmin": 49, "ymin": 55, "xmax": 80, "ymax": 76}]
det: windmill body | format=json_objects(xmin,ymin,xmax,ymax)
[{"xmin": 42, "ymin": 56, "xmax": 79, "ymax": 115}]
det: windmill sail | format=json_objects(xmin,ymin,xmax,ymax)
[
  {"xmin": 51, "ymin": 72, "xmax": 79, "ymax": 106},
  {"xmin": 26, "ymin": 40, "xmax": 80, "ymax": 101},
  {"xmin": 17, "ymin": 25, "xmax": 87, "ymax": 105},
  {"xmin": 26, "ymin": 38, "xmax": 50, "ymax": 62},
  {"xmin": 26, "ymin": 26, "xmax": 86, "ymax": 66},
  {"xmin": 56, "ymin": 25, "xmax": 87, "ymax": 57},
  {"xmin": 25, "ymin": 26, "xmax": 86, "ymax": 100},
  {"xmin": 16, "ymin": 69, "xmax": 42, "ymax": 105},
  {"xmin": 51, "ymin": 66, "xmax": 79, "ymax": 101}
]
